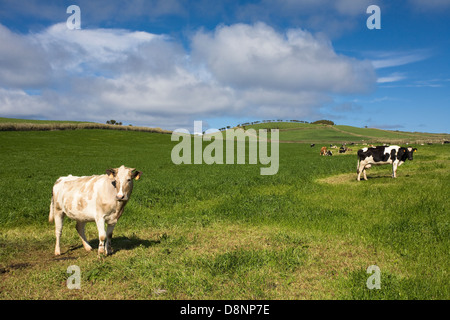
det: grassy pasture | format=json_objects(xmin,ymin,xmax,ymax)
[{"xmin": 0, "ymin": 127, "xmax": 449, "ymax": 299}]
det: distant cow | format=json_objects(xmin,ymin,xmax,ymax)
[
  {"xmin": 320, "ymin": 146, "xmax": 327, "ymax": 156},
  {"xmin": 356, "ymin": 146, "xmax": 416, "ymax": 181},
  {"xmin": 49, "ymin": 165, "xmax": 142, "ymax": 256},
  {"xmin": 339, "ymin": 146, "xmax": 352, "ymax": 153}
]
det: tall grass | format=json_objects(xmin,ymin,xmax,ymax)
[{"xmin": 0, "ymin": 121, "xmax": 171, "ymax": 133}]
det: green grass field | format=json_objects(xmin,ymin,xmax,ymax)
[{"xmin": 0, "ymin": 123, "xmax": 449, "ymax": 299}]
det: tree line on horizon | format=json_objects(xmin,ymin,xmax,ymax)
[{"xmin": 217, "ymin": 119, "xmax": 335, "ymax": 131}]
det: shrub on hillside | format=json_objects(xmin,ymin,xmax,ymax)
[{"xmin": 312, "ymin": 120, "xmax": 335, "ymax": 125}]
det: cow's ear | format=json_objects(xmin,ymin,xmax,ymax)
[
  {"xmin": 132, "ymin": 170, "xmax": 142, "ymax": 181},
  {"xmin": 414, "ymin": 148, "xmax": 417, "ymax": 152},
  {"xmin": 106, "ymin": 168, "xmax": 116, "ymax": 178}
]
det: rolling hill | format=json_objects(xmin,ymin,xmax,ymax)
[
  {"xmin": 2, "ymin": 117, "xmax": 449, "ymax": 144},
  {"xmin": 239, "ymin": 121, "xmax": 450, "ymax": 144}
]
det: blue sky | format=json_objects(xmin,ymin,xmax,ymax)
[{"xmin": 0, "ymin": 0, "xmax": 449, "ymax": 133}]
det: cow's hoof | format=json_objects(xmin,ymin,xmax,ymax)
[{"xmin": 105, "ymin": 247, "xmax": 113, "ymax": 256}]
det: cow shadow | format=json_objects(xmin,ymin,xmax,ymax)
[
  {"xmin": 98, "ymin": 236, "xmax": 161, "ymax": 255},
  {"xmin": 365, "ymin": 175, "xmax": 389, "ymax": 180},
  {"xmin": 63, "ymin": 236, "xmax": 160, "ymax": 257},
  {"xmin": 360, "ymin": 174, "xmax": 412, "ymax": 183},
  {"xmin": 115, "ymin": 236, "xmax": 161, "ymax": 252}
]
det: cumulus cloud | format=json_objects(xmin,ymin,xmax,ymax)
[
  {"xmin": 192, "ymin": 23, "xmax": 375, "ymax": 93},
  {"xmin": 0, "ymin": 22, "xmax": 376, "ymax": 129},
  {"xmin": 0, "ymin": 23, "xmax": 237, "ymax": 127},
  {"xmin": 34, "ymin": 23, "xmax": 164, "ymax": 76}
]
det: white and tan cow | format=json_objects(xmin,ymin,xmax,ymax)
[
  {"xmin": 49, "ymin": 165, "xmax": 142, "ymax": 256},
  {"xmin": 357, "ymin": 145, "xmax": 416, "ymax": 181}
]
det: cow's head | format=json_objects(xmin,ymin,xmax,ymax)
[
  {"xmin": 398, "ymin": 147, "xmax": 417, "ymax": 161},
  {"xmin": 106, "ymin": 165, "xmax": 142, "ymax": 201},
  {"xmin": 406, "ymin": 147, "xmax": 417, "ymax": 160}
]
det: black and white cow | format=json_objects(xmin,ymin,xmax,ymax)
[{"xmin": 356, "ymin": 145, "xmax": 417, "ymax": 181}]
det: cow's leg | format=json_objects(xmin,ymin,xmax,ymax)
[
  {"xmin": 54, "ymin": 212, "xmax": 64, "ymax": 256},
  {"xmin": 95, "ymin": 218, "xmax": 107, "ymax": 255},
  {"xmin": 363, "ymin": 168, "xmax": 368, "ymax": 180},
  {"xmin": 76, "ymin": 221, "xmax": 92, "ymax": 252},
  {"xmin": 105, "ymin": 223, "xmax": 116, "ymax": 256},
  {"xmin": 392, "ymin": 162, "xmax": 398, "ymax": 178},
  {"xmin": 357, "ymin": 162, "xmax": 365, "ymax": 181}
]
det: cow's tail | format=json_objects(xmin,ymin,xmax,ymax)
[{"xmin": 49, "ymin": 194, "xmax": 55, "ymax": 223}]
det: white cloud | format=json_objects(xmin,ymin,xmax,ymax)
[
  {"xmin": 192, "ymin": 23, "xmax": 375, "ymax": 94},
  {"xmin": 0, "ymin": 22, "xmax": 376, "ymax": 129},
  {"xmin": 377, "ymin": 72, "xmax": 406, "ymax": 83},
  {"xmin": 370, "ymin": 50, "xmax": 431, "ymax": 69},
  {"xmin": 34, "ymin": 23, "xmax": 163, "ymax": 76}
]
